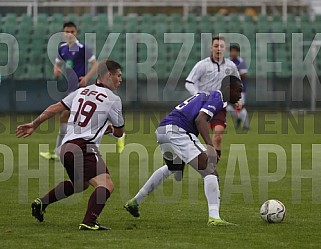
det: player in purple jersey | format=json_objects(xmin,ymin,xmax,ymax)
[
  {"xmin": 159, "ymin": 91, "xmax": 225, "ymax": 136},
  {"xmin": 54, "ymin": 21, "xmax": 97, "ymax": 91},
  {"xmin": 17, "ymin": 60, "xmax": 124, "ymax": 231},
  {"xmin": 125, "ymin": 75, "xmax": 242, "ymax": 226},
  {"xmin": 185, "ymin": 35, "xmax": 240, "ymax": 176},
  {"xmin": 40, "ymin": 21, "xmax": 98, "ymax": 160},
  {"xmin": 227, "ymin": 44, "xmax": 250, "ymax": 131}
]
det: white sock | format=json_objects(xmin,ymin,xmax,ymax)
[
  {"xmin": 56, "ymin": 123, "xmax": 67, "ymax": 149},
  {"xmin": 204, "ymin": 175, "xmax": 220, "ymax": 219},
  {"xmin": 239, "ymin": 108, "xmax": 249, "ymax": 129},
  {"xmin": 134, "ymin": 165, "xmax": 173, "ymax": 205},
  {"xmin": 226, "ymin": 104, "xmax": 239, "ymax": 122}
]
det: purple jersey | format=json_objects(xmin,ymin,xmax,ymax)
[
  {"xmin": 56, "ymin": 40, "xmax": 95, "ymax": 93},
  {"xmin": 159, "ymin": 91, "xmax": 226, "ymax": 136}
]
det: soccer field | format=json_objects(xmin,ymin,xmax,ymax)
[{"xmin": 1, "ymin": 111, "xmax": 321, "ymax": 248}]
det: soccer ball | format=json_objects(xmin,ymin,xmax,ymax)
[{"xmin": 260, "ymin": 199, "xmax": 286, "ymax": 223}]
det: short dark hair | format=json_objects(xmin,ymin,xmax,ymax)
[
  {"xmin": 230, "ymin": 44, "xmax": 240, "ymax": 52},
  {"xmin": 98, "ymin": 60, "xmax": 122, "ymax": 78},
  {"xmin": 63, "ymin": 21, "xmax": 77, "ymax": 30},
  {"xmin": 212, "ymin": 35, "xmax": 226, "ymax": 44},
  {"xmin": 221, "ymin": 75, "xmax": 242, "ymax": 89}
]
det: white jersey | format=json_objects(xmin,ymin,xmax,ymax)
[
  {"xmin": 186, "ymin": 57, "xmax": 240, "ymax": 93},
  {"xmin": 61, "ymin": 83, "xmax": 124, "ymax": 146}
]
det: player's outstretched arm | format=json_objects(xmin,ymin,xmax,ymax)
[
  {"xmin": 16, "ymin": 123, "xmax": 35, "ymax": 138},
  {"xmin": 54, "ymin": 62, "xmax": 62, "ymax": 78},
  {"xmin": 16, "ymin": 102, "xmax": 67, "ymax": 138}
]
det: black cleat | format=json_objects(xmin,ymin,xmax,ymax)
[
  {"xmin": 31, "ymin": 198, "xmax": 45, "ymax": 222},
  {"xmin": 79, "ymin": 221, "xmax": 111, "ymax": 231}
]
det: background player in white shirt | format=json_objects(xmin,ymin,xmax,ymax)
[
  {"xmin": 16, "ymin": 60, "xmax": 124, "ymax": 231},
  {"xmin": 185, "ymin": 35, "xmax": 241, "ymax": 174}
]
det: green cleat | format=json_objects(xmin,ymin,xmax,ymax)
[
  {"xmin": 79, "ymin": 221, "xmax": 111, "ymax": 231},
  {"xmin": 117, "ymin": 133, "xmax": 126, "ymax": 153},
  {"xmin": 31, "ymin": 198, "xmax": 45, "ymax": 222},
  {"xmin": 207, "ymin": 217, "xmax": 238, "ymax": 226},
  {"xmin": 124, "ymin": 198, "xmax": 140, "ymax": 217},
  {"xmin": 39, "ymin": 152, "xmax": 58, "ymax": 160},
  {"xmin": 51, "ymin": 153, "xmax": 59, "ymax": 160}
]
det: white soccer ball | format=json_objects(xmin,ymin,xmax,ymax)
[{"xmin": 260, "ymin": 199, "xmax": 286, "ymax": 223}]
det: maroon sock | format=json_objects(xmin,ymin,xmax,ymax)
[
  {"xmin": 82, "ymin": 186, "xmax": 110, "ymax": 224},
  {"xmin": 40, "ymin": 181, "xmax": 74, "ymax": 210}
]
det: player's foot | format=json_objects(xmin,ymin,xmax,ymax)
[
  {"xmin": 207, "ymin": 217, "xmax": 237, "ymax": 226},
  {"xmin": 51, "ymin": 153, "xmax": 59, "ymax": 160},
  {"xmin": 117, "ymin": 133, "xmax": 126, "ymax": 153},
  {"xmin": 31, "ymin": 198, "xmax": 45, "ymax": 222},
  {"xmin": 243, "ymin": 126, "xmax": 249, "ymax": 133},
  {"xmin": 124, "ymin": 198, "xmax": 140, "ymax": 217},
  {"xmin": 236, "ymin": 118, "xmax": 241, "ymax": 129},
  {"xmin": 39, "ymin": 152, "xmax": 58, "ymax": 160},
  {"xmin": 79, "ymin": 221, "xmax": 111, "ymax": 231}
]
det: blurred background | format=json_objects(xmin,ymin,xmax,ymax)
[{"xmin": 1, "ymin": 0, "xmax": 321, "ymax": 112}]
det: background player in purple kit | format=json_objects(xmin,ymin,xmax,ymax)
[
  {"xmin": 227, "ymin": 44, "xmax": 250, "ymax": 131},
  {"xmin": 17, "ymin": 60, "xmax": 124, "ymax": 231},
  {"xmin": 40, "ymin": 21, "xmax": 98, "ymax": 160},
  {"xmin": 125, "ymin": 75, "xmax": 242, "ymax": 226}
]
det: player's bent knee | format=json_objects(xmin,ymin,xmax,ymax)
[
  {"xmin": 196, "ymin": 153, "xmax": 208, "ymax": 171},
  {"xmin": 198, "ymin": 164, "xmax": 207, "ymax": 171},
  {"xmin": 89, "ymin": 173, "xmax": 114, "ymax": 193},
  {"xmin": 213, "ymin": 133, "xmax": 223, "ymax": 142},
  {"xmin": 106, "ymin": 180, "xmax": 114, "ymax": 194},
  {"xmin": 105, "ymin": 174, "xmax": 114, "ymax": 193}
]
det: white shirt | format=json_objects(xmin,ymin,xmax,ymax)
[
  {"xmin": 61, "ymin": 83, "xmax": 124, "ymax": 146},
  {"xmin": 186, "ymin": 57, "xmax": 240, "ymax": 94}
]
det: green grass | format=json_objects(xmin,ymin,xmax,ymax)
[{"xmin": 1, "ymin": 111, "xmax": 321, "ymax": 248}]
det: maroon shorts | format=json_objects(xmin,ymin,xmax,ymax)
[
  {"xmin": 60, "ymin": 138, "xmax": 109, "ymax": 183},
  {"xmin": 209, "ymin": 108, "xmax": 227, "ymax": 130}
]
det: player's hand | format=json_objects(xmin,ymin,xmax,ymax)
[
  {"xmin": 78, "ymin": 76, "xmax": 87, "ymax": 88},
  {"xmin": 53, "ymin": 65, "xmax": 61, "ymax": 78},
  {"xmin": 104, "ymin": 124, "xmax": 114, "ymax": 134},
  {"xmin": 206, "ymin": 144, "xmax": 217, "ymax": 167},
  {"xmin": 16, "ymin": 123, "xmax": 35, "ymax": 138},
  {"xmin": 235, "ymin": 100, "xmax": 243, "ymax": 110}
]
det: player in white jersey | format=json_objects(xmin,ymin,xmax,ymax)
[
  {"xmin": 16, "ymin": 60, "xmax": 124, "ymax": 231},
  {"xmin": 60, "ymin": 81, "xmax": 123, "ymax": 146},
  {"xmin": 184, "ymin": 35, "xmax": 241, "ymax": 176}
]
